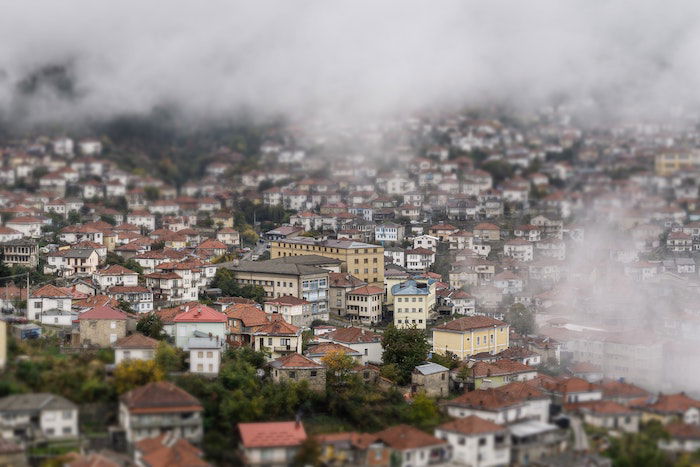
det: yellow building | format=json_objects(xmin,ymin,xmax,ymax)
[
  {"xmin": 654, "ymin": 149, "xmax": 700, "ymax": 176},
  {"xmin": 432, "ymin": 316, "xmax": 509, "ymax": 360},
  {"xmin": 392, "ymin": 280, "xmax": 436, "ymax": 330},
  {"xmin": 270, "ymin": 238, "xmax": 384, "ymax": 285}
]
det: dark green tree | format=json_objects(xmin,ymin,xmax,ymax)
[
  {"xmin": 136, "ymin": 313, "xmax": 166, "ymax": 339},
  {"xmin": 505, "ymin": 303, "xmax": 536, "ymax": 335},
  {"xmin": 381, "ymin": 325, "xmax": 430, "ymax": 385}
]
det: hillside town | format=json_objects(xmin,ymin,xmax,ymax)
[{"xmin": 2, "ymin": 107, "xmax": 700, "ymax": 466}]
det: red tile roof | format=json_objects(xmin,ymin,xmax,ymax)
[
  {"xmin": 173, "ymin": 304, "xmax": 226, "ymax": 323},
  {"xmin": 437, "ymin": 415, "xmax": 506, "ymax": 435},
  {"xmin": 434, "ymin": 316, "xmax": 507, "ymax": 332},
  {"xmin": 347, "ymin": 285, "xmax": 384, "ymax": 296},
  {"xmin": 271, "ymin": 353, "xmax": 323, "ymax": 369},
  {"xmin": 137, "ymin": 433, "xmax": 209, "ymax": 467},
  {"xmin": 324, "ymin": 327, "xmax": 381, "ymax": 344},
  {"xmin": 78, "ymin": 305, "xmax": 127, "ymax": 320},
  {"xmin": 121, "ymin": 382, "xmax": 202, "ymax": 413},
  {"xmin": 239, "ymin": 421, "xmax": 307, "ymax": 448},
  {"xmin": 113, "ymin": 333, "xmax": 159, "ymax": 349},
  {"xmin": 374, "ymin": 424, "xmax": 446, "ymax": 450}
]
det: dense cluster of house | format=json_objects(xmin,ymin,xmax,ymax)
[{"xmin": 3, "ymin": 111, "xmax": 700, "ymax": 465}]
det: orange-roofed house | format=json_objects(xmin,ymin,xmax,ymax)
[
  {"xmin": 77, "ymin": 305, "xmax": 128, "ymax": 347},
  {"xmin": 459, "ymin": 359, "xmax": 538, "ymax": 390},
  {"xmin": 544, "ymin": 377, "xmax": 603, "ymax": 405},
  {"xmin": 113, "ymin": 333, "xmax": 159, "ymax": 365},
  {"xmin": 634, "ymin": 392, "xmax": 700, "ymax": 425},
  {"xmin": 135, "ymin": 432, "xmax": 210, "ymax": 467},
  {"xmin": 264, "ymin": 295, "xmax": 312, "ymax": 328},
  {"xmin": 226, "ymin": 303, "xmax": 269, "ymax": 347},
  {"xmin": 270, "ymin": 353, "xmax": 326, "ymax": 391},
  {"xmin": 172, "ymin": 304, "xmax": 227, "ymax": 349},
  {"xmin": 345, "ymin": 285, "xmax": 384, "ymax": 324},
  {"xmin": 374, "ymin": 424, "xmax": 449, "ymax": 466},
  {"xmin": 566, "ymin": 400, "xmax": 640, "ymax": 433},
  {"xmin": 252, "ymin": 319, "xmax": 302, "ymax": 359},
  {"xmin": 238, "ymin": 421, "xmax": 307, "ymax": 466},
  {"xmin": 120, "ymin": 382, "xmax": 203, "ymax": 445},
  {"xmin": 442, "ymin": 381, "xmax": 550, "ymax": 424},
  {"xmin": 195, "ymin": 238, "xmax": 228, "ymax": 259},
  {"xmin": 435, "ymin": 415, "xmax": 510, "ymax": 466},
  {"xmin": 305, "ymin": 342, "xmax": 363, "ymax": 365},
  {"xmin": 432, "ymin": 316, "xmax": 510, "ymax": 359},
  {"xmin": 659, "ymin": 422, "xmax": 700, "ymax": 453},
  {"xmin": 317, "ymin": 326, "xmax": 383, "ymax": 364}
]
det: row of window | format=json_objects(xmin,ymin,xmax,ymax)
[
  {"xmin": 353, "ymin": 257, "xmax": 379, "ymax": 264},
  {"xmin": 397, "ymin": 297, "xmax": 423, "ymax": 302}
]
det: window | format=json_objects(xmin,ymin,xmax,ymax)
[
  {"xmin": 289, "ymin": 371, "xmax": 296, "ymax": 378},
  {"xmin": 110, "ymin": 321, "xmax": 116, "ymax": 329},
  {"xmin": 364, "ymin": 348, "xmax": 368, "ymax": 355},
  {"xmin": 458, "ymin": 437, "xmax": 466, "ymax": 446},
  {"xmin": 207, "ymin": 351, "xmax": 213, "ymax": 358},
  {"xmin": 310, "ymin": 370, "xmax": 317, "ymax": 377},
  {"xmin": 123, "ymin": 350, "xmax": 131, "ymax": 359},
  {"xmin": 479, "ymin": 438, "xmax": 486, "ymax": 446},
  {"xmin": 63, "ymin": 427, "xmax": 72, "ymax": 435},
  {"xmin": 63, "ymin": 410, "xmax": 72, "ymax": 419}
]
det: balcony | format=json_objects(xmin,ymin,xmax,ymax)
[{"xmin": 273, "ymin": 345, "xmax": 295, "ymax": 353}]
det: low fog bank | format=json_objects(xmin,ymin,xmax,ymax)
[{"xmin": 2, "ymin": 1, "xmax": 700, "ymax": 127}]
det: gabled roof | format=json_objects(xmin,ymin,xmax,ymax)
[
  {"xmin": 254, "ymin": 320, "xmax": 299, "ymax": 336},
  {"xmin": 226, "ymin": 304, "xmax": 269, "ymax": 327},
  {"xmin": 136, "ymin": 433, "xmax": 209, "ymax": 467},
  {"xmin": 32, "ymin": 284, "xmax": 71, "ymax": 298},
  {"xmin": 306, "ymin": 342, "xmax": 362, "ymax": 357},
  {"xmin": 347, "ymin": 285, "xmax": 384, "ymax": 296},
  {"xmin": 0, "ymin": 393, "xmax": 76, "ymax": 412},
  {"xmin": 113, "ymin": 333, "xmax": 159, "ymax": 349},
  {"xmin": 121, "ymin": 382, "xmax": 202, "ymax": 413},
  {"xmin": 437, "ymin": 415, "xmax": 506, "ymax": 435},
  {"xmin": 78, "ymin": 305, "xmax": 127, "ymax": 321},
  {"xmin": 270, "ymin": 353, "xmax": 323, "ymax": 369},
  {"xmin": 239, "ymin": 421, "xmax": 307, "ymax": 448},
  {"xmin": 173, "ymin": 304, "xmax": 226, "ymax": 323},
  {"xmin": 324, "ymin": 327, "xmax": 381, "ymax": 344},
  {"xmin": 374, "ymin": 424, "xmax": 446, "ymax": 450},
  {"xmin": 434, "ymin": 316, "xmax": 507, "ymax": 332}
]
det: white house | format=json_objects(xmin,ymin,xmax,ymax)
[
  {"xmin": 113, "ymin": 333, "xmax": 159, "ymax": 365},
  {"xmin": 316, "ymin": 327, "xmax": 384, "ymax": 364},
  {"xmin": 187, "ymin": 337, "xmax": 223, "ymax": 375},
  {"xmin": 435, "ymin": 416, "xmax": 510, "ymax": 467},
  {"xmin": 93, "ymin": 265, "xmax": 139, "ymax": 290},
  {"xmin": 413, "ymin": 235, "xmax": 439, "ymax": 252},
  {"xmin": 0, "ymin": 393, "xmax": 79, "ymax": 442}
]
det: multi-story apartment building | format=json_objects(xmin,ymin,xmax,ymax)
[
  {"xmin": 392, "ymin": 280, "xmax": 436, "ymax": 330},
  {"xmin": 119, "ymin": 382, "xmax": 203, "ymax": 445},
  {"xmin": 270, "ymin": 238, "xmax": 384, "ymax": 284},
  {"xmin": 345, "ymin": 285, "xmax": 384, "ymax": 324},
  {"xmin": 1, "ymin": 238, "xmax": 38, "ymax": 268},
  {"xmin": 227, "ymin": 259, "xmax": 330, "ymax": 321},
  {"xmin": 432, "ymin": 316, "xmax": 510, "ymax": 359}
]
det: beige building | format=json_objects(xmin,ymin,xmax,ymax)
[
  {"xmin": 412, "ymin": 363, "xmax": 450, "ymax": 398},
  {"xmin": 345, "ymin": 285, "xmax": 384, "ymax": 324},
  {"xmin": 77, "ymin": 305, "xmax": 128, "ymax": 348},
  {"xmin": 225, "ymin": 259, "xmax": 330, "ymax": 321},
  {"xmin": 1, "ymin": 239, "xmax": 38, "ymax": 268},
  {"xmin": 0, "ymin": 320, "xmax": 6, "ymax": 371},
  {"xmin": 252, "ymin": 320, "xmax": 303, "ymax": 360},
  {"xmin": 655, "ymin": 149, "xmax": 700, "ymax": 176},
  {"xmin": 432, "ymin": 316, "xmax": 509, "ymax": 360},
  {"xmin": 270, "ymin": 353, "xmax": 326, "ymax": 392},
  {"xmin": 270, "ymin": 238, "xmax": 384, "ymax": 284},
  {"xmin": 391, "ymin": 280, "xmax": 436, "ymax": 330}
]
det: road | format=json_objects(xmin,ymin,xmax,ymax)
[
  {"xmin": 570, "ymin": 416, "xmax": 589, "ymax": 452},
  {"xmin": 242, "ymin": 240, "xmax": 268, "ymax": 261}
]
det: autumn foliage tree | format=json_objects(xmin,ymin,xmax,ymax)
[{"xmin": 114, "ymin": 359, "xmax": 164, "ymax": 394}]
